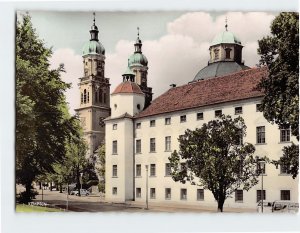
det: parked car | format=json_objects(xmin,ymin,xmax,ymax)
[
  {"xmin": 272, "ymin": 201, "xmax": 299, "ymax": 213},
  {"xmin": 70, "ymin": 189, "xmax": 90, "ymax": 196}
]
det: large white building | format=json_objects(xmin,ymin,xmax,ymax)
[{"xmin": 78, "ymin": 19, "xmax": 298, "ymax": 209}]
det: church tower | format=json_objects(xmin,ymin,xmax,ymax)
[
  {"xmin": 75, "ymin": 13, "xmax": 110, "ymax": 157},
  {"xmin": 128, "ymin": 28, "xmax": 153, "ymax": 109}
]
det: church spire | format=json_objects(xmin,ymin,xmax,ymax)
[
  {"xmin": 90, "ymin": 12, "xmax": 99, "ymax": 41},
  {"xmin": 225, "ymin": 17, "xmax": 228, "ymax": 31},
  {"xmin": 134, "ymin": 26, "xmax": 142, "ymax": 53}
]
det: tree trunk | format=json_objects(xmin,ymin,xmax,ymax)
[
  {"xmin": 25, "ymin": 181, "xmax": 32, "ymax": 204},
  {"xmin": 217, "ymin": 197, "xmax": 225, "ymax": 212},
  {"xmin": 59, "ymin": 183, "xmax": 63, "ymax": 193},
  {"xmin": 39, "ymin": 182, "xmax": 42, "ymax": 190},
  {"xmin": 77, "ymin": 167, "xmax": 81, "ymax": 196}
]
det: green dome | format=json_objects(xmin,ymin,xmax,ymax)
[
  {"xmin": 128, "ymin": 53, "xmax": 148, "ymax": 66},
  {"xmin": 211, "ymin": 31, "xmax": 241, "ymax": 46},
  {"xmin": 82, "ymin": 40, "xmax": 105, "ymax": 56}
]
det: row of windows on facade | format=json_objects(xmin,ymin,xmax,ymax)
[
  {"xmin": 213, "ymin": 47, "xmax": 232, "ymax": 60},
  {"xmin": 111, "ymin": 126, "xmax": 291, "ymax": 155},
  {"xmin": 80, "ymin": 89, "xmax": 107, "ymax": 104},
  {"xmin": 111, "ymin": 162, "xmax": 291, "ymax": 180},
  {"xmin": 132, "ymin": 105, "xmax": 262, "ymax": 129},
  {"xmin": 111, "ymin": 186, "xmax": 291, "ymax": 202}
]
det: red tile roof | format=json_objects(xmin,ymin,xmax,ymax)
[
  {"xmin": 136, "ymin": 67, "xmax": 268, "ymax": 118},
  {"xmin": 112, "ymin": 81, "xmax": 144, "ymax": 95}
]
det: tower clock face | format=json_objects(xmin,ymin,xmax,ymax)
[{"xmin": 99, "ymin": 117, "xmax": 105, "ymax": 127}]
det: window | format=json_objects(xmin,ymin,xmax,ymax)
[
  {"xmin": 136, "ymin": 188, "xmax": 141, "ymax": 198},
  {"xmin": 99, "ymin": 89, "xmax": 102, "ymax": 103},
  {"xmin": 225, "ymin": 48, "xmax": 231, "ymax": 59},
  {"xmin": 103, "ymin": 92, "xmax": 106, "ymax": 104},
  {"xmin": 280, "ymin": 190, "xmax": 290, "ymax": 200},
  {"xmin": 113, "ymin": 124, "xmax": 117, "ymax": 130},
  {"xmin": 150, "ymin": 164, "xmax": 156, "ymax": 176},
  {"xmin": 165, "ymin": 117, "xmax": 171, "ymax": 125},
  {"xmin": 214, "ymin": 48, "xmax": 219, "ymax": 60},
  {"xmin": 197, "ymin": 189, "xmax": 204, "ymax": 201},
  {"xmin": 136, "ymin": 139, "xmax": 141, "ymax": 154},
  {"xmin": 112, "ymin": 165, "xmax": 117, "ymax": 177},
  {"xmin": 256, "ymin": 103, "xmax": 262, "ymax": 112},
  {"xmin": 256, "ymin": 162, "xmax": 266, "ymax": 175},
  {"xmin": 150, "ymin": 120, "xmax": 156, "ymax": 127},
  {"xmin": 215, "ymin": 110, "xmax": 222, "ymax": 117},
  {"xmin": 112, "ymin": 187, "xmax": 117, "ymax": 195},
  {"xmin": 136, "ymin": 164, "xmax": 141, "ymax": 177},
  {"xmin": 165, "ymin": 188, "xmax": 171, "ymax": 200},
  {"xmin": 235, "ymin": 190, "xmax": 243, "ymax": 202},
  {"xmin": 180, "ymin": 115, "xmax": 186, "ymax": 123},
  {"xmin": 197, "ymin": 112, "xmax": 204, "ymax": 120},
  {"xmin": 87, "ymin": 92, "xmax": 90, "ymax": 103},
  {"xmin": 180, "ymin": 189, "xmax": 187, "ymax": 200},
  {"xmin": 112, "ymin": 140, "xmax": 117, "ymax": 154},
  {"xmin": 83, "ymin": 89, "xmax": 87, "ymax": 103},
  {"xmin": 256, "ymin": 126, "xmax": 266, "ymax": 144},
  {"xmin": 150, "ymin": 138, "xmax": 156, "ymax": 152},
  {"xmin": 235, "ymin": 106, "xmax": 243, "ymax": 115},
  {"xmin": 256, "ymin": 190, "xmax": 266, "ymax": 202},
  {"xmin": 165, "ymin": 163, "xmax": 171, "ymax": 176},
  {"xmin": 150, "ymin": 188, "xmax": 156, "ymax": 199},
  {"xmin": 165, "ymin": 136, "xmax": 171, "ymax": 151},
  {"xmin": 81, "ymin": 93, "xmax": 83, "ymax": 104},
  {"xmin": 136, "ymin": 122, "xmax": 141, "ymax": 129},
  {"xmin": 280, "ymin": 128, "xmax": 291, "ymax": 142},
  {"xmin": 95, "ymin": 91, "xmax": 98, "ymax": 103}
]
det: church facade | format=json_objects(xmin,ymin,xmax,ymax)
[{"xmin": 78, "ymin": 17, "xmax": 298, "ymax": 209}]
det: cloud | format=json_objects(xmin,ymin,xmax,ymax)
[
  {"xmin": 49, "ymin": 48, "xmax": 82, "ymax": 115},
  {"xmin": 50, "ymin": 12, "xmax": 276, "ymax": 114}
]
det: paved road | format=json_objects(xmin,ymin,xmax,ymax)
[{"xmin": 33, "ymin": 189, "xmax": 255, "ymax": 213}]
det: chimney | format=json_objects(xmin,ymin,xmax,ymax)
[{"xmin": 170, "ymin": 84, "xmax": 176, "ymax": 88}]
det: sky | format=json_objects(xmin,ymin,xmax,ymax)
[{"xmin": 19, "ymin": 11, "xmax": 278, "ymax": 114}]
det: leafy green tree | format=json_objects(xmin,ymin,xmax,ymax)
[
  {"xmin": 96, "ymin": 144, "xmax": 105, "ymax": 193},
  {"xmin": 16, "ymin": 13, "xmax": 77, "ymax": 203},
  {"xmin": 169, "ymin": 115, "xmax": 258, "ymax": 212},
  {"xmin": 257, "ymin": 12, "xmax": 299, "ymax": 178}
]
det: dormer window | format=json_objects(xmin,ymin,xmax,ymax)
[{"xmin": 225, "ymin": 48, "xmax": 231, "ymax": 59}]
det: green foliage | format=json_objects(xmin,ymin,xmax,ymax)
[
  {"xmin": 257, "ymin": 12, "xmax": 299, "ymax": 178},
  {"xmin": 16, "ymin": 13, "xmax": 78, "ymax": 202},
  {"xmin": 97, "ymin": 144, "xmax": 106, "ymax": 179},
  {"xmin": 169, "ymin": 115, "xmax": 258, "ymax": 212}
]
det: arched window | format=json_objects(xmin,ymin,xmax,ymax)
[
  {"xmin": 83, "ymin": 89, "xmax": 87, "ymax": 103},
  {"xmin": 99, "ymin": 89, "xmax": 102, "ymax": 103},
  {"xmin": 87, "ymin": 92, "xmax": 90, "ymax": 103},
  {"xmin": 81, "ymin": 93, "xmax": 83, "ymax": 104},
  {"xmin": 95, "ymin": 91, "xmax": 98, "ymax": 103},
  {"xmin": 103, "ymin": 92, "xmax": 106, "ymax": 104},
  {"xmin": 214, "ymin": 49, "xmax": 219, "ymax": 60}
]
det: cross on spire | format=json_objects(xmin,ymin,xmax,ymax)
[
  {"xmin": 225, "ymin": 17, "xmax": 228, "ymax": 31},
  {"xmin": 137, "ymin": 26, "xmax": 140, "ymax": 38},
  {"xmin": 93, "ymin": 12, "xmax": 96, "ymax": 25}
]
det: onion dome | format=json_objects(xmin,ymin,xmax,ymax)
[
  {"xmin": 112, "ymin": 81, "xmax": 144, "ymax": 95},
  {"xmin": 82, "ymin": 13, "xmax": 105, "ymax": 56},
  {"xmin": 128, "ymin": 27, "xmax": 148, "ymax": 66}
]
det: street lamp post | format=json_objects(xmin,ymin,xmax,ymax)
[
  {"xmin": 256, "ymin": 157, "xmax": 265, "ymax": 213},
  {"xmin": 80, "ymin": 172, "xmax": 83, "ymax": 190},
  {"xmin": 145, "ymin": 165, "xmax": 149, "ymax": 210}
]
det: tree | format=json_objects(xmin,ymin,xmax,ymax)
[
  {"xmin": 96, "ymin": 144, "xmax": 106, "ymax": 193},
  {"xmin": 257, "ymin": 12, "xmax": 299, "ymax": 178},
  {"xmin": 16, "ymin": 14, "xmax": 77, "ymax": 202},
  {"xmin": 168, "ymin": 115, "xmax": 258, "ymax": 212}
]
